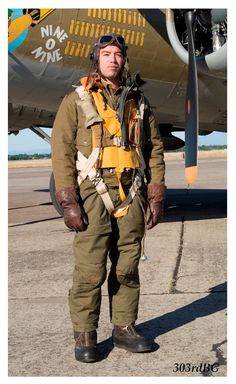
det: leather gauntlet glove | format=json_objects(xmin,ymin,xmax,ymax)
[
  {"xmin": 56, "ymin": 186, "xmax": 88, "ymax": 231},
  {"xmin": 145, "ymin": 184, "xmax": 166, "ymax": 230}
]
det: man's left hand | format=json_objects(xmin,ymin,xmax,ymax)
[{"xmin": 145, "ymin": 184, "xmax": 166, "ymax": 230}]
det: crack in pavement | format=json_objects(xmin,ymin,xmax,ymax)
[{"xmin": 169, "ymin": 216, "xmax": 185, "ymax": 294}]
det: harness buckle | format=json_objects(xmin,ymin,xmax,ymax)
[
  {"xmin": 94, "ymin": 177, "xmax": 108, "ymax": 195},
  {"xmin": 113, "ymin": 136, "xmax": 121, "ymax": 147}
]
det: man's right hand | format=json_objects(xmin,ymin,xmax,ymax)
[{"xmin": 55, "ymin": 186, "xmax": 88, "ymax": 231}]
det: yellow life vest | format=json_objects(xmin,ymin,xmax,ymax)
[{"xmin": 93, "ymin": 89, "xmax": 140, "ymax": 202}]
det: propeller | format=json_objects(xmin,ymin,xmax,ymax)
[{"xmin": 184, "ymin": 10, "xmax": 199, "ymax": 185}]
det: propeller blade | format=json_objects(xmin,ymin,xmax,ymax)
[{"xmin": 184, "ymin": 10, "xmax": 199, "ymax": 185}]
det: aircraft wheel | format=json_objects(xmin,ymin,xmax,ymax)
[{"xmin": 49, "ymin": 172, "xmax": 64, "ymax": 217}]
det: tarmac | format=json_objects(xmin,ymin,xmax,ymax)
[{"xmin": 7, "ymin": 156, "xmax": 227, "ymax": 378}]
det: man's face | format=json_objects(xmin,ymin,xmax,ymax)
[{"xmin": 98, "ymin": 45, "xmax": 125, "ymax": 82}]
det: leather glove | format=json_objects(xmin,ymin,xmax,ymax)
[
  {"xmin": 55, "ymin": 186, "xmax": 88, "ymax": 231},
  {"xmin": 145, "ymin": 184, "xmax": 166, "ymax": 230}
]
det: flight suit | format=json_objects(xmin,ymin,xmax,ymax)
[{"xmin": 51, "ymin": 79, "xmax": 165, "ymax": 332}]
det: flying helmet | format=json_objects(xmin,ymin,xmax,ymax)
[{"xmin": 90, "ymin": 33, "xmax": 128, "ymax": 68}]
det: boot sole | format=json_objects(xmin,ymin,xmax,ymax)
[
  {"xmin": 113, "ymin": 340, "xmax": 152, "ymax": 353},
  {"xmin": 75, "ymin": 349, "xmax": 100, "ymax": 363},
  {"xmin": 75, "ymin": 356, "xmax": 99, "ymax": 363}
]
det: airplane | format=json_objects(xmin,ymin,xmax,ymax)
[{"xmin": 8, "ymin": 8, "xmax": 227, "ymax": 215}]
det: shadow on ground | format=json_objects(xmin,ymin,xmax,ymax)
[{"xmin": 98, "ymin": 282, "xmax": 227, "ymax": 361}]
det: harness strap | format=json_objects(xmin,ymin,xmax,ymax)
[
  {"xmin": 76, "ymin": 148, "xmax": 100, "ymax": 185},
  {"xmin": 76, "ymin": 149, "xmax": 115, "ymax": 213},
  {"xmin": 95, "ymin": 178, "xmax": 116, "ymax": 214},
  {"xmin": 76, "ymin": 149, "xmax": 144, "ymax": 218}
]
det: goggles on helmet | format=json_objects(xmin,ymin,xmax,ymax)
[
  {"xmin": 95, "ymin": 33, "xmax": 128, "ymax": 53},
  {"xmin": 90, "ymin": 33, "xmax": 128, "ymax": 67}
]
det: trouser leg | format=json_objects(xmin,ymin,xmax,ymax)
[
  {"xmin": 108, "ymin": 193, "xmax": 145, "ymax": 326},
  {"xmin": 68, "ymin": 179, "xmax": 111, "ymax": 332},
  {"xmin": 69, "ymin": 231, "xmax": 110, "ymax": 332}
]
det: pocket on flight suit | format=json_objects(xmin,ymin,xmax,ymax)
[
  {"xmin": 75, "ymin": 126, "xmax": 92, "ymax": 158},
  {"xmin": 75, "ymin": 103, "xmax": 93, "ymax": 158}
]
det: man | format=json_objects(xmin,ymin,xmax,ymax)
[{"xmin": 51, "ymin": 33, "xmax": 166, "ymax": 363}]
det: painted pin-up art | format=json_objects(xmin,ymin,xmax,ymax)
[{"xmin": 8, "ymin": 9, "xmax": 54, "ymax": 52}]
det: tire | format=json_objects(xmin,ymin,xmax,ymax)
[{"xmin": 49, "ymin": 172, "xmax": 64, "ymax": 217}]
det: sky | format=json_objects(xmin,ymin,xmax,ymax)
[{"xmin": 8, "ymin": 128, "xmax": 227, "ymax": 155}]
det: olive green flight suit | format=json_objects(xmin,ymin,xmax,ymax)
[{"xmin": 51, "ymin": 81, "xmax": 165, "ymax": 332}]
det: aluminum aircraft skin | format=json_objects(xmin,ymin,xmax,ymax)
[{"xmin": 8, "ymin": 8, "xmax": 227, "ymax": 186}]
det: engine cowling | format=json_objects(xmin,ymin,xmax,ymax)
[{"xmin": 166, "ymin": 9, "xmax": 227, "ymax": 79}]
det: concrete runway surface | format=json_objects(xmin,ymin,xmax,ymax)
[{"xmin": 8, "ymin": 157, "xmax": 227, "ymax": 377}]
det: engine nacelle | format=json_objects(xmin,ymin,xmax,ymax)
[
  {"xmin": 159, "ymin": 124, "xmax": 185, "ymax": 151},
  {"xmin": 166, "ymin": 9, "xmax": 227, "ymax": 79}
]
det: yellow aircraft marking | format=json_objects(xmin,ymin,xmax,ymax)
[
  {"xmin": 125, "ymin": 30, "xmax": 130, "ymax": 44},
  {"xmin": 64, "ymin": 41, "xmax": 92, "ymax": 58},
  {"xmin": 131, "ymin": 30, "xmax": 135, "ymax": 45},
  {"xmin": 75, "ymin": 21, "xmax": 80, "ymax": 35},
  {"xmin": 100, "ymin": 24, "xmax": 106, "ymax": 36},
  {"xmin": 80, "ymin": 22, "xmax": 85, "ymax": 36},
  {"xmin": 123, "ymin": 10, "xmax": 127, "ymax": 24},
  {"xmin": 95, "ymin": 24, "xmax": 101, "ymax": 38},
  {"xmin": 68, "ymin": 21, "xmax": 145, "ymax": 44},
  {"xmin": 87, "ymin": 9, "xmax": 146, "ymax": 27},
  {"xmin": 128, "ymin": 12, "xmax": 132, "ymax": 25},
  {"xmin": 69, "ymin": 42, "xmax": 76, "ymax": 56},
  {"xmin": 135, "ymin": 31, "xmax": 140, "ymax": 46},
  {"xmin": 24, "ymin": 8, "xmax": 55, "ymax": 25},
  {"xmin": 90, "ymin": 23, "xmax": 95, "ymax": 37},
  {"xmin": 85, "ymin": 23, "xmax": 90, "ymax": 37},
  {"xmin": 85, "ymin": 44, "xmax": 91, "ymax": 57},
  {"xmin": 140, "ymin": 32, "xmax": 145, "ymax": 46},
  {"xmin": 65, "ymin": 10, "xmax": 146, "ymax": 58},
  {"xmin": 69, "ymin": 19, "xmax": 75, "ymax": 34},
  {"xmin": 108, "ymin": 9, "xmax": 112, "ymax": 21},
  {"xmin": 118, "ymin": 9, "xmax": 122, "ymax": 23}
]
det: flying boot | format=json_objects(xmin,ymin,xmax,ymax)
[
  {"xmin": 112, "ymin": 324, "xmax": 153, "ymax": 353},
  {"xmin": 74, "ymin": 330, "xmax": 100, "ymax": 363}
]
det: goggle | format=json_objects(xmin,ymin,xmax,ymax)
[{"xmin": 96, "ymin": 34, "xmax": 127, "ymax": 51}]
